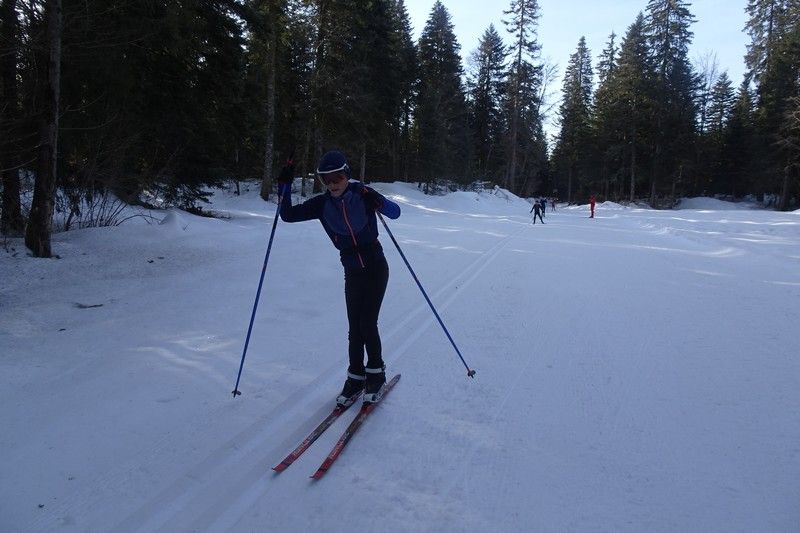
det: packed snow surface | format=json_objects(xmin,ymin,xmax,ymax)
[{"xmin": 2, "ymin": 184, "xmax": 799, "ymax": 531}]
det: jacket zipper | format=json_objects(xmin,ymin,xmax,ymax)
[{"xmin": 340, "ymin": 200, "xmax": 365, "ymax": 268}]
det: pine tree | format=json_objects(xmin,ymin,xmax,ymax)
[
  {"xmin": 0, "ymin": 0, "xmax": 24, "ymax": 236},
  {"xmin": 608, "ymin": 13, "xmax": 655, "ymax": 202},
  {"xmin": 745, "ymin": 0, "xmax": 794, "ymax": 83},
  {"xmin": 552, "ymin": 37, "xmax": 593, "ymax": 202},
  {"xmin": 702, "ymin": 71, "xmax": 736, "ymax": 193},
  {"xmin": 468, "ymin": 24, "xmax": 507, "ymax": 182},
  {"xmin": 644, "ymin": 0, "xmax": 698, "ymax": 202},
  {"xmin": 725, "ymin": 79, "xmax": 757, "ymax": 197},
  {"xmin": 386, "ymin": 0, "xmax": 417, "ymax": 181},
  {"xmin": 591, "ymin": 31, "xmax": 623, "ymax": 200},
  {"xmin": 708, "ymin": 72, "xmax": 735, "ymax": 135},
  {"xmin": 413, "ymin": 1, "xmax": 469, "ymax": 188},
  {"xmin": 596, "ymin": 31, "xmax": 617, "ymax": 86},
  {"xmin": 746, "ymin": 0, "xmax": 800, "ymax": 208},
  {"xmin": 25, "ymin": 0, "xmax": 62, "ymax": 257},
  {"xmin": 502, "ymin": 0, "xmax": 544, "ymax": 194}
]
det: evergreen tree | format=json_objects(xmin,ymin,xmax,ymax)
[
  {"xmin": 306, "ymin": 0, "xmax": 407, "ymax": 182},
  {"xmin": 724, "ymin": 79, "xmax": 757, "ymax": 197},
  {"xmin": 768, "ymin": 21, "xmax": 800, "ymax": 208},
  {"xmin": 468, "ymin": 24, "xmax": 507, "ymax": 183},
  {"xmin": 746, "ymin": 0, "xmax": 800, "ymax": 208},
  {"xmin": 644, "ymin": 0, "xmax": 698, "ymax": 202},
  {"xmin": 413, "ymin": 1, "xmax": 469, "ymax": 188},
  {"xmin": 596, "ymin": 31, "xmax": 618, "ymax": 87},
  {"xmin": 607, "ymin": 14, "xmax": 655, "ymax": 202},
  {"xmin": 745, "ymin": 0, "xmax": 794, "ymax": 83},
  {"xmin": 702, "ymin": 71, "xmax": 736, "ymax": 193},
  {"xmin": 25, "ymin": 0, "xmax": 62, "ymax": 257},
  {"xmin": 591, "ymin": 31, "xmax": 624, "ymax": 200},
  {"xmin": 502, "ymin": 0, "xmax": 545, "ymax": 194},
  {"xmin": 0, "ymin": 0, "xmax": 24, "ymax": 236},
  {"xmin": 386, "ymin": 0, "xmax": 417, "ymax": 181},
  {"xmin": 552, "ymin": 37, "xmax": 593, "ymax": 202}
]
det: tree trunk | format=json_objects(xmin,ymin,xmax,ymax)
[
  {"xmin": 629, "ymin": 141, "xmax": 637, "ymax": 202},
  {"xmin": 25, "ymin": 0, "xmax": 62, "ymax": 257},
  {"xmin": 779, "ymin": 162, "xmax": 791, "ymax": 211},
  {"xmin": 259, "ymin": 31, "xmax": 277, "ymax": 202},
  {"xmin": 359, "ymin": 142, "xmax": 366, "ymax": 182},
  {"xmin": 567, "ymin": 164, "xmax": 573, "ymax": 203},
  {"xmin": 1, "ymin": 0, "xmax": 24, "ymax": 236},
  {"xmin": 300, "ymin": 127, "xmax": 311, "ymax": 197}
]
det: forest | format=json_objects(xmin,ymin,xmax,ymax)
[{"xmin": 1, "ymin": 0, "xmax": 799, "ymax": 257}]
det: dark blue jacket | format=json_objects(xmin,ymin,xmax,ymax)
[{"xmin": 279, "ymin": 182, "xmax": 401, "ymax": 270}]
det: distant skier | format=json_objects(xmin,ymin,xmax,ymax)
[
  {"xmin": 276, "ymin": 150, "xmax": 401, "ymax": 406},
  {"xmin": 530, "ymin": 200, "xmax": 544, "ymax": 224},
  {"xmin": 551, "ymin": 198, "xmax": 556, "ymax": 211},
  {"xmin": 590, "ymin": 195, "xmax": 596, "ymax": 218},
  {"xmin": 540, "ymin": 197, "xmax": 546, "ymax": 217}
]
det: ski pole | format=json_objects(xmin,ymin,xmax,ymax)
[
  {"xmin": 378, "ymin": 213, "xmax": 476, "ymax": 378},
  {"xmin": 232, "ymin": 178, "xmax": 288, "ymax": 397}
]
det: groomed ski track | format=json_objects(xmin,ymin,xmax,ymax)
[
  {"xmin": 4, "ymin": 188, "xmax": 799, "ymax": 532},
  {"xmin": 110, "ymin": 207, "xmax": 526, "ymax": 532}
]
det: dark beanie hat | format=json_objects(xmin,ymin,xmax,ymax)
[{"xmin": 316, "ymin": 150, "xmax": 351, "ymax": 177}]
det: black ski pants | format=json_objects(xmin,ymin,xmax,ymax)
[{"xmin": 344, "ymin": 256, "xmax": 389, "ymax": 374}]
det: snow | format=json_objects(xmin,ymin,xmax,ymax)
[
  {"xmin": 676, "ymin": 197, "xmax": 761, "ymax": 211},
  {"xmin": 2, "ymin": 186, "xmax": 799, "ymax": 531}
]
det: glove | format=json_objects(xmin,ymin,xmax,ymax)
[
  {"xmin": 362, "ymin": 187, "xmax": 383, "ymax": 211},
  {"xmin": 276, "ymin": 161, "xmax": 295, "ymax": 185},
  {"xmin": 276, "ymin": 161, "xmax": 294, "ymax": 196}
]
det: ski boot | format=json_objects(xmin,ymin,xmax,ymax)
[
  {"xmin": 363, "ymin": 365, "xmax": 386, "ymax": 405},
  {"xmin": 336, "ymin": 372, "xmax": 365, "ymax": 407}
]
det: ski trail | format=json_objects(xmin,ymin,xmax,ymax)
[
  {"xmin": 108, "ymin": 217, "xmax": 526, "ymax": 531},
  {"xmin": 382, "ymin": 219, "xmax": 526, "ymax": 363}
]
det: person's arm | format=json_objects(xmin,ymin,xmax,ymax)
[
  {"xmin": 362, "ymin": 186, "xmax": 401, "ymax": 219},
  {"xmin": 275, "ymin": 162, "xmax": 322, "ymax": 222}
]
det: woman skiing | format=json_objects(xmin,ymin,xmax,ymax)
[{"xmin": 276, "ymin": 150, "xmax": 401, "ymax": 406}]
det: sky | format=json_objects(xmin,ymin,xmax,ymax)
[
  {"xmin": 2, "ymin": 183, "xmax": 799, "ymax": 530},
  {"xmin": 405, "ymin": 0, "xmax": 750, "ymax": 129}
]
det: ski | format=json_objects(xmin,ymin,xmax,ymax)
[
  {"xmin": 310, "ymin": 374, "xmax": 401, "ymax": 480},
  {"xmin": 272, "ymin": 391, "xmax": 363, "ymax": 473}
]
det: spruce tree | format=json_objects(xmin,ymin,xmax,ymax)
[
  {"xmin": 0, "ymin": 0, "xmax": 24, "ymax": 236},
  {"xmin": 725, "ymin": 79, "xmax": 757, "ymax": 197},
  {"xmin": 468, "ymin": 24, "xmax": 508, "ymax": 183},
  {"xmin": 502, "ymin": 0, "xmax": 544, "ymax": 194},
  {"xmin": 591, "ymin": 32, "xmax": 623, "ymax": 200},
  {"xmin": 704, "ymin": 71, "xmax": 736, "ymax": 193},
  {"xmin": 609, "ymin": 14, "xmax": 655, "ymax": 202},
  {"xmin": 552, "ymin": 37, "xmax": 593, "ymax": 202},
  {"xmin": 644, "ymin": 0, "xmax": 698, "ymax": 202},
  {"xmin": 746, "ymin": 0, "xmax": 800, "ymax": 208},
  {"xmin": 386, "ymin": 0, "xmax": 417, "ymax": 181},
  {"xmin": 413, "ymin": 1, "xmax": 469, "ymax": 188}
]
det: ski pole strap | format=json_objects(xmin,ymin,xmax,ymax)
[{"xmin": 378, "ymin": 213, "xmax": 476, "ymax": 378}]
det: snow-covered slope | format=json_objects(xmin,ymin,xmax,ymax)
[{"xmin": 2, "ymin": 187, "xmax": 799, "ymax": 531}]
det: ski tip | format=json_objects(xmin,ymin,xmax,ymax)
[{"xmin": 272, "ymin": 464, "xmax": 288, "ymax": 473}]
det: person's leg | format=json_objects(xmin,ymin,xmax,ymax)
[
  {"xmin": 361, "ymin": 259, "xmax": 389, "ymax": 370},
  {"xmin": 344, "ymin": 269, "xmax": 368, "ymax": 375}
]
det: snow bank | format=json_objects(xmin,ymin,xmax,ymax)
[{"xmin": 676, "ymin": 197, "xmax": 759, "ymax": 210}]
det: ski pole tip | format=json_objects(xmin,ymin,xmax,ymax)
[
  {"xmin": 467, "ymin": 369, "xmax": 476, "ymax": 378},
  {"xmin": 232, "ymin": 389, "xmax": 242, "ymax": 398}
]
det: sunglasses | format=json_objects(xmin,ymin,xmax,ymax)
[{"xmin": 319, "ymin": 172, "xmax": 347, "ymax": 186}]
